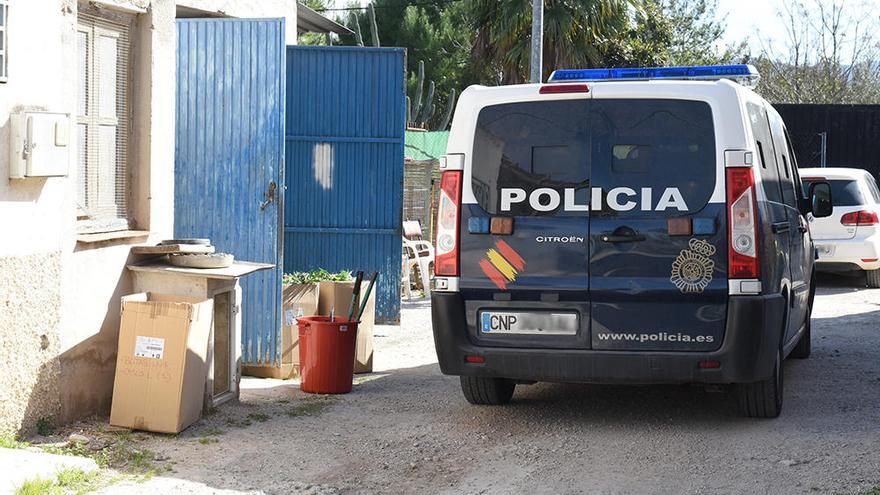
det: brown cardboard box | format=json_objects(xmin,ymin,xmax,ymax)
[
  {"xmin": 317, "ymin": 281, "xmax": 375, "ymax": 373},
  {"xmin": 110, "ymin": 292, "xmax": 213, "ymax": 433},
  {"xmin": 243, "ymin": 283, "xmax": 319, "ymax": 379}
]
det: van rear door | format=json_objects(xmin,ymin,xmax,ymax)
[
  {"xmin": 460, "ymin": 98, "xmax": 590, "ymax": 349},
  {"xmin": 587, "ymin": 98, "xmax": 728, "ymax": 351}
]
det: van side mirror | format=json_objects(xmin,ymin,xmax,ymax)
[{"xmin": 809, "ymin": 181, "xmax": 833, "ymax": 218}]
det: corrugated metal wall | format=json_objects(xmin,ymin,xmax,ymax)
[
  {"xmin": 175, "ymin": 19, "xmax": 286, "ymax": 365},
  {"xmin": 776, "ymin": 104, "xmax": 880, "ymax": 177},
  {"xmin": 284, "ymin": 46, "xmax": 406, "ymax": 323}
]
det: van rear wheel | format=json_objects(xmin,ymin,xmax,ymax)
[
  {"xmin": 737, "ymin": 349, "xmax": 784, "ymax": 418},
  {"xmin": 866, "ymin": 269, "xmax": 880, "ymax": 288},
  {"xmin": 460, "ymin": 376, "xmax": 515, "ymax": 405},
  {"xmin": 790, "ymin": 317, "xmax": 811, "ymax": 359},
  {"xmin": 791, "ymin": 281, "xmax": 813, "ymax": 359}
]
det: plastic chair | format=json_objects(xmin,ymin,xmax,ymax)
[
  {"xmin": 402, "ymin": 221, "xmax": 434, "ymax": 296},
  {"xmin": 401, "ymin": 253, "xmax": 413, "ymax": 300}
]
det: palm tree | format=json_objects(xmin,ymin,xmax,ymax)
[{"xmin": 469, "ymin": 0, "xmax": 636, "ymax": 84}]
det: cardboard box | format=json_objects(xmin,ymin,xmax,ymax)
[
  {"xmin": 317, "ymin": 281, "xmax": 375, "ymax": 373},
  {"xmin": 110, "ymin": 292, "xmax": 213, "ymax": 433},
  {"xmin": 243, "ymin": 283, "xmax": 319, "ymax": 379}
]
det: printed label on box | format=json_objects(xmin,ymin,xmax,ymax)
[{"xmin": 134, "ymin": 336, "xmax": 165, "ymax": 359}]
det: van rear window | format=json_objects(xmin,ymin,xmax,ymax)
[
  {"xmin": 471, "ymin": 99, "xmax": 715, "ymax": 216},
  {"xmin": 471, "ymin": 100, "xmax": 589, "ymax": 216}
]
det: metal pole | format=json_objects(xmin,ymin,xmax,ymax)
[
  {"xmin": 819, "ymin": 132, "xmax": 827, "ymax": 168},
  {"xmin": 530, "ymin": 0, "xmax": 543, "ymax": 83}
]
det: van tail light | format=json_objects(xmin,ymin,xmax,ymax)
[
  {"xmin": 539, "ymin": 84, "xmax": 590, "ymax": 94},
  {"xmin": 727, "ymin": 168, "xmax": 760, "ymax": 279},
  {"xmin": 435, "ymin": 171, "xmax": 463, "ymax": 276},
  {"xmin": 840, "ymin": 210, "xmax": 879, "ymax": 226}
]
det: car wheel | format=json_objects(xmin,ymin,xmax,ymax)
[
  {"xmin": 866, "ymin": 268, "xmax": 880, "ymax": 288},
  {"xmin": 737, "ymin": 349, "xmax": 784, "ymax": 418},
  {"xmin": 460, "ymin": 376, "xmax": 516, "ymax": 405}
]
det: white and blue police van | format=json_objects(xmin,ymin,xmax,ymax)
[{"xmin": 431, "ymin": 65, "xmax": 834, "ymax": 418}]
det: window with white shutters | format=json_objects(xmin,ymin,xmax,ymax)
[
  {"xmin": 76, "ymin": 9, "xmax": 132, "ymax": 232},
  {"xmin": 0, "ymin": 1, "xmax": 8, "ymax": 82}
]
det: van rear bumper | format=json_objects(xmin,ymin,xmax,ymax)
[{"xmin": 431, "ymin": 292, "xmax": 785, "ymax": 385}]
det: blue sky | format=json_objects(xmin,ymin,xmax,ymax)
[{"xmin": 720, "ymin": 0, "xmax": 784, "ymax": 50}]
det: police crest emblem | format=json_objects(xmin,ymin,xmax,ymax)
[{"xmin": 670, "ymin": 238, "xmax": 716, "ymax": 294}]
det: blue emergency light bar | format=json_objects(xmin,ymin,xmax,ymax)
[{"xmin": 548, "ymin": 64, "xmax": 760, "ymax": 87}]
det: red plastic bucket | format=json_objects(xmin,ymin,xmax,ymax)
[{"xmin": 297, "ymin": 316, "xmax": 359, "ymax": 394}]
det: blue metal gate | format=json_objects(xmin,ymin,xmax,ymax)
[
  {"xmin": 175, "ymin": 19, "xmax": 286, "ymax": 365},
  {"xmin": 284, "ymin": 46, "xmax": 406, "ymax": 323}
]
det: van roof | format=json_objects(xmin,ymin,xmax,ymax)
[
  {"xmin": 800, "ymin": 167, "xmax": 873, "ymax": 180},
  {"xmin": 459, "ymin": 77, "xmax": 751, "ymax": 104}
]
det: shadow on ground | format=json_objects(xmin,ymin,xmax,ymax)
[{"xmin": 88, "ymin": 271, "xmax": 880, "ymax": 494}]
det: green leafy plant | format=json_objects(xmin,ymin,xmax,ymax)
[
  {"xmin": 407, "ymin": 60, "xmax": 457, "ymax": 130},
  {"xmin": 287, "ymin": 396, "xmax": 338, "ymax": 417},
  {"xmin": 40, "ymin": 430, "xmax": 161, "ymax": 474},
  {"xmin": 247, "ymin": 412, "xmax": 270, "ymax": 423},
  {"xmin": 0, "ymin": 433, "xmax": 29, "ymax": 449},
  {"xmin": 36, "ymin": 416, "xmax": 55, "ymax": 437},
  {"xmin": 282, "ymin": 269, "xmax": 352, "ymax": 285},
  {"xmin": 368, "ymin": 3, "xmax": 380, "ymax": 47},
  {"xmin": 13, "ymin": 477, "xmax": 53, "ymax": 495},
  {"xmin": 348, "ymin": 11, "xmax": 364, "ymax": 47},
  {"xmin": 54, "ymin": 468, "xmax": 102, "ymax": 495},
  {"xmin": 13, "ymin": 468, "xmax": 103, "ymax": 495}
]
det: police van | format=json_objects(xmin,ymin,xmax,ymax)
[{"xmin": 431, "ymin": 65, "xmax": 833, "ymax": 418}]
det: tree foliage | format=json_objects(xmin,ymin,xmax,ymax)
[
  {"xmin": 755, "ymin": 0, "xmax": 880, "ymax": 104},
  {"xmin": 305, "ymin": 0, "xmax": 739, "ymax": 110},
  {"xmin": 335, "ymin": 1, "xmax": 475, "ymax": 129},
  {"xmin": 468, "ymin": 0, "xmax": 635, "ymax": 84},
  {"xmin": 659, "ymin": 0, "xmax": 746, "ymax": 66}
]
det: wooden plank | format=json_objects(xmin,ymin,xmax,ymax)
[
  {"xmin": 131, "ymin": 244, "xmax": 216, "ymax": 255},
  {"xmin": 76, "ymin": 230, "xmax": 151, "ymax": 244},
  {"xmin": 127, "ymin": 260, "xmax": 275, "ymax": 280}
]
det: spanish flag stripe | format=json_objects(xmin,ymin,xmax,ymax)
[
  {"xmin": 487, "ymin": 249, "xmax": 517, "ymax": 281},
  {"xmin": 495, "ymin": 239, "xmax": 525, "ymax": 270},
  {"xmin": 479, "ymin": 259, "xmax": 508, "ymax": 290}
]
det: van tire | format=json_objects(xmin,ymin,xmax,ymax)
[
  {"xmin": 866, "ymin": 269, "xmax": 880, "ymax": 288},
  {"xmin": 737, "ymin": 349, "xmax": 783, "ymax": 418},
  {"xmin": 790, "ymin": 281, "xmax": 813, "ymax": 359},
  {"xmin": 790, "ymin": 319, "xmax": 811, "ymax": 359},
  {"xmin": 460, "ymin": 376, "xmax": 515, "ymax": 405}
]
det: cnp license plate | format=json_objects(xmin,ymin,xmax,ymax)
[{"xmin": 480, "ymin": 311, "xmax": 578, "ymax": 335}]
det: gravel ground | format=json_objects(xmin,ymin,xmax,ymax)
[{"xmin": 89, "ymin": 273, "xmax": 879, "ymax": 495}]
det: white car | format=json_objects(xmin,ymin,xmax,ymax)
[{"xmin": 801, "ymin": 167, "xmax": 880, "ymax": 286}]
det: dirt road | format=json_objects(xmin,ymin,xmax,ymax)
[{"xmin": 97, "ymin": 273, "xmax": 880, "ymax": 494}]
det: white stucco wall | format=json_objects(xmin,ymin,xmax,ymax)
[
  {"xmin": 0, "ymin": 0, "xmax": 176, "ymax": 435},
  {"xmin": 0, "ymin": 0, "xmax": 300, "ymax": 436},
  {"xmin": 176, "ymin": 0, "xmax": 299, "ymax": 44},
  {"xmin": 0, "ymin": 0, "xmax": 77, "ymax": 435},
  {"xmin": 0, "ymin": 3, "xmax": 75, "ymax": 258}
]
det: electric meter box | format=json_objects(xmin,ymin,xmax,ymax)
[{"xmin": 9, "ymin": 111, "xmax": 71, "ymax": 179}]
